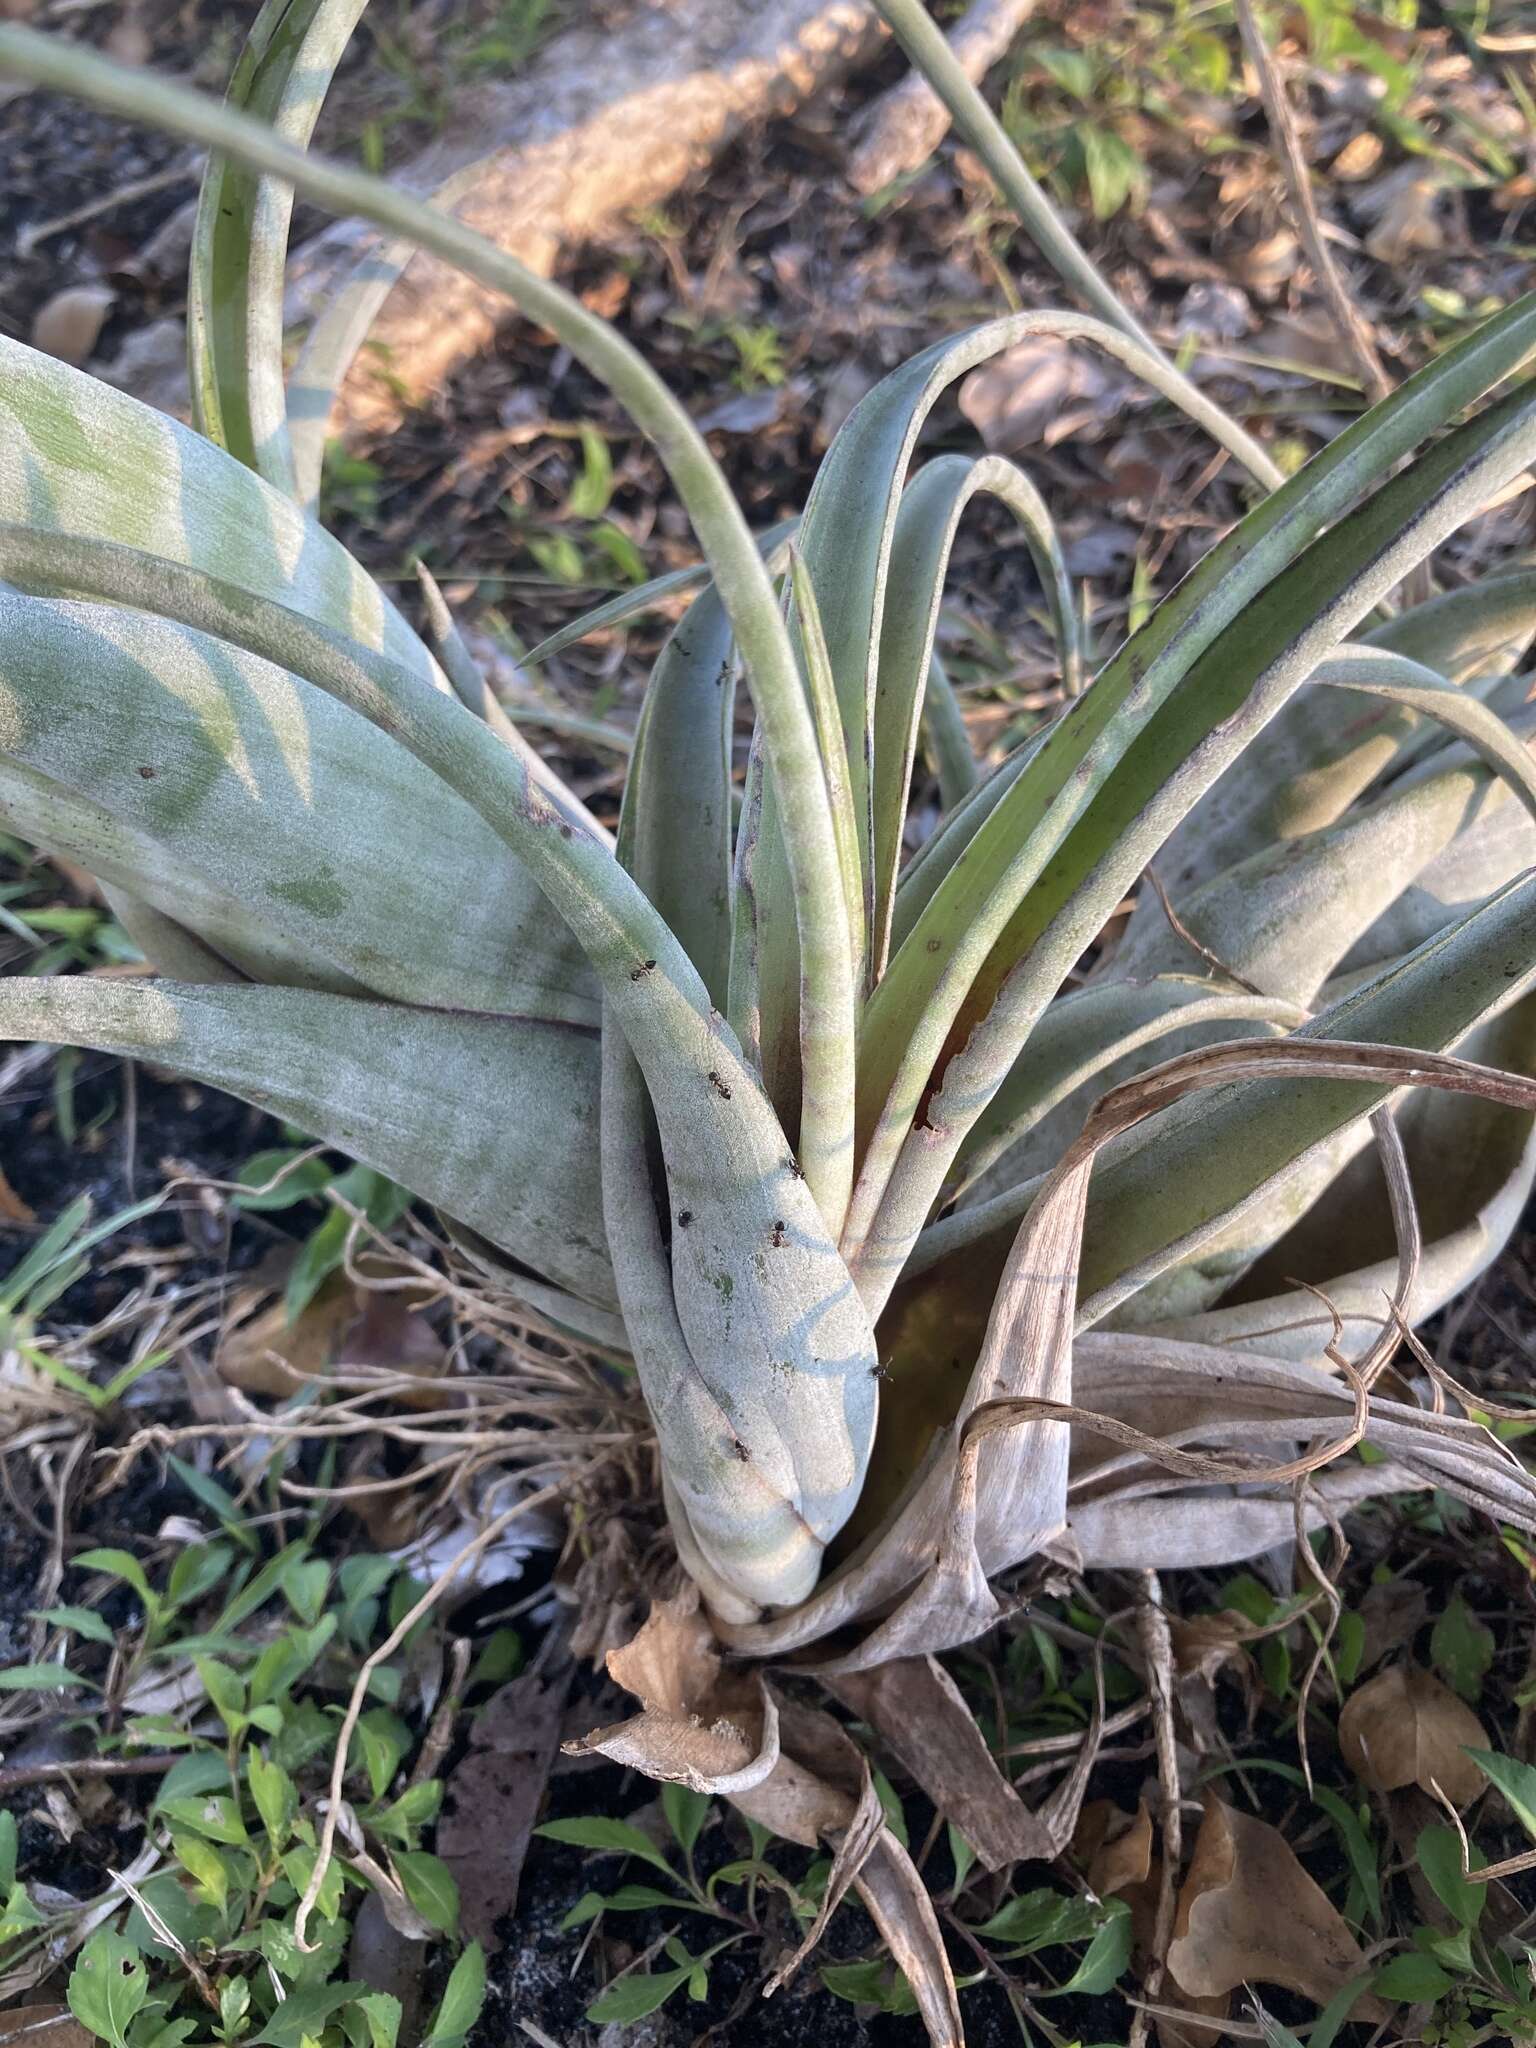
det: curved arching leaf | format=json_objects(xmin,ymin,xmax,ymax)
[
  {"xmin": 0, "ymin": 592, "xmax": 596, "ymax": 1024},
  {"xmin": 0, "ymin": 977, "xmax": 614, "ymax": 1307},
  {"xmin": 869, "ymin": 451, "xmax": 1078, "ymax": 976},
  {"xmin": 190, "ymin": 0, "xmax": 370, "ymax": 493},
  {"xmin": 0, "ymin": 338, "xmax": 433, "ymax": 684},
  {"xmin": 853, "ymin": 369, "xmax": 1536, "ymax": 1312}
]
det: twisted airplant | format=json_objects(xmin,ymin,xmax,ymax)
[{"xmin": 3, "ymin": 10, "xmax": 1536, "ymax": 2028}]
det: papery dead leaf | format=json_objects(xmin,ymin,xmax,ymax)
[
  {"xmin": 566, "ymin": 1585, "xmax": 779, "ymax": 1793},
  {"xmin": 1074, "ymin": 1799, "xmax": 1154, "ymax": 1897},
  {"xmin": 346, "ymin": 1896, "xmax": 424, "ymax": 2040},
  {"xmin": 30, "ymin": 286, "xmax": 115, "ymax": 367},
  {"xmin": 959, "ymin": 337, "xmax": 1126, "ymax": 454},
  {"xmin": 218, "ymin": 1276, "xmax": 446, "ymax": 1401},
  {"xmin": 1170, "ymin": 1613, "xmax": 1256, "ymax": 1690},
  {"xmin": 1358, "ymin": 166, "xmax": 1448, "ymax": 264},
  {"xmin": 217, "ymin": 1274, "xmax": 356, "ymax": 1398},
  {"xmin": 1331, "ymin": 130, "xmax": 1383, "ymax": 180},
  {"xmin": 571, "ymin": 1599, "xmax": 963, "ymax": 2046},
  {"xmin": 828, "ymin": 1654, "xmax": 1053, "ymax": 1868},
  {"xmin": 742, "ymin": 1698, "xmax": 963, "ymax": 2048},
  {"xmin": 1170, "ymin": 1610, "xmax": 1256, "ymax": 1755},
  {"xmin": 438, "ymin": 1661, "xmax": 573, "ymax": 1952},
  {"xmin": 1235, "ymin": 230, "xmax": 1300, "ymax": 293},
  {"xmin": 1356, "ymin": 1577, "xmax": 1429, "ymax": 1675},
  {"xmin": 1338, "ymin": 1662, "xmax": 1488, "ymax": 1806},
  {"xmin": 0, "ymin": 1164, "xmax": 36, "ymax": 1227},
  {"xmin": 1167, "ymin": 1798, "xmax": 1383, "ymax": 2015}
]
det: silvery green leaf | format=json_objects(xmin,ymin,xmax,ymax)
[
  {"xmin": 0, "ymin": 338, "xmax": 431, "ymax": 682},
  {"xmin": 0, "ymin": 592, "xmax": 596, "ymax": 1023},
  {"xmin": 0, "ymin": 977, "xmax": 612, "ymax": 1307}
]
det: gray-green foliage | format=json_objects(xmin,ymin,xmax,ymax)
[{"xmin": 1, "ymin": 3, "xmax": 1536, "ymax": 1629}]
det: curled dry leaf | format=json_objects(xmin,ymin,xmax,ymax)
[
  {"xmin": 217, "ymin": 1275, "xmax": 446, "ymax": 1400},
  {"xmin": 570, "ymin": 1591, "xmax": 963, "ymax": 2046},
  {"xmin": 1357, "ymin": 165, "xmax": 1449, "ymax": 264},
  {"xmin": 1338, "ymin": 1662, "xmax": 1489, "ymax": 1807},
  {"xmin": 346, "ymin": 1895, "xmax": 425, "ymax": 2041},
  {"xmin": 30, "ymin": 286, "xmax": 115, "ymax": 368},
  {"xmin": 827, "ymin": 1654, "xmax": 1053, "ymax": 1868},
  {"xmin": 217, "ymin": 1274, "xmax": 358, "ymax": 1398},
  {"xmin": 1356, "ymin": 1576, "xmax": 1430, "ymax": 1675},
  {"xmin": 1167, "ymin": 1798, "xmax": 1384, "ymax": 2017},
  {"xmin": 566, "ymin": 1585, "xmax": 779, "ymax": 1793},
  {"xmin": 0, "ymin": 1163, "xmax": 36, "ymax": 1227},
  {"xmin": 1331, "ymin": 129, "xmax": 1384, "ymax": 181},
  {"xmin": 1170, "ymin": 1610, "xmax": 1257, "ymax": 1755},
  {"xmin": 1073, "ymin": 1798, "xmax": 1154, "ymax": 1898}
]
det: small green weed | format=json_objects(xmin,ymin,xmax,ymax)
[{"xmin": 0, "ymin": 1511, "xmax": 492, "ymax": 2048}]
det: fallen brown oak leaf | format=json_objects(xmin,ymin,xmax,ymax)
[
  {"xmin": 1338, "ymin": 1661, "xmax": 1490, "ymax": 1808},
  {"xmin": 1166, "ymin": 1797, "xmax": 1387, "ymax": 2022},
  {"xmin": 1073, "ymin": 1798, "xmax": 1155, "ymax": 1902},
  {"xmin": 0, "ymin": 2007, "xmax": 94, "ymax": 2048}
]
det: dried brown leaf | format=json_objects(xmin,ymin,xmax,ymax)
[
  {"xmin": 566, "ymin": 1586, "xmax": 778, "ymax": 1793},
  {"xmin": 1169, "ymin": 1613, "xmax": 1256, "ymax": 1690},
  {"xmin": 438, "ymin": 1663, "xmax": 572, "ymax": 1953},
  {"xmin": 217, "ymin": 1276, "xmax": 356, "ymax": 1398},
  {"xmin": 959, "ymin": 337, "xmax": 1125, "ymax": 454},
  {"xmin": 217, "ymin": 1278, "xmax": 445, "ymax": 1400},
  {"xmin": 0, "ymin": 1165, "xmax": 36, "ymax": 1227},
  {"xmin": 1358, "ymin": 166, "xmax": 1448, "ymax": 264},
  {"xmin": 1167, "ymin": 1798, "xmax": 1383, "ymax": 2014},
  {"xmin": 346, "ymin": 1896, "xmax": 424, "ymax": 2038},
  {"xmin": 1074, "ymin": 1798, "xmax": 1155, "ymax": 1897},
  {"xmin": 1331, "ymin": 130, "xmax": 1383, "ymax": 181},
  {"xmin": 571, "ymin": 1604, "xmax": 963, "ymax": 2045},
  {"xmin": 829, "ymin": 1655, "xmax": 1053, "ymax": 1868},
  {"xmin": 1338, "ymin": 1662, "xmax": 1488, "ymax": 1806}
]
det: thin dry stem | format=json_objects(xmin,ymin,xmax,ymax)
[
  {"xmin": 1233, "ymin": 0, "xmax": 1393, "ymax": 407},
  {"xmin": 1129, "ymin": 1571, "xmax": 1180, "ymax": 2048}
]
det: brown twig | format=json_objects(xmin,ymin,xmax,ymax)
[
  {"xmin": 0, "ymin": 1752, "xmax": 183, "ymax": 1796},
  {"xmin": 406, "ymin": 1634, "xmax": 472, "ymax": 1791},
  {"xmin": 1129, "ymin": 1569, "xmax": 1181, "ymax": 2048},
  {"xmin": 1234, "ymin": 0, "xmax": 1393, "ymax": 408},
  {"xmin": 1146, "ymin": 864, "xmax": 1267, "ymax": 997}
]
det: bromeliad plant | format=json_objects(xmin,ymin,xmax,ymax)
[{"xmin": 5, "ymin": 7, "xmax": 1536, "ymax": 2024}]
